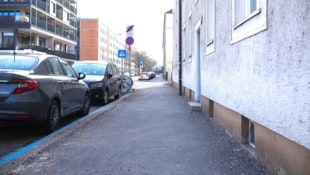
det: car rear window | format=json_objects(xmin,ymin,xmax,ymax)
[
  {"xmin": 72, "ymin": 63, "xmax": 106, "ymax": 75},
  {"xmin": 0, "ymin": 55, "xmax": 38, "ymax": 70}
]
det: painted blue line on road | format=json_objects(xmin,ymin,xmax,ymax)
[
  {"xmin": 0, "ymin": 136, "xmax": 47, "ymax": 165},
  {"xmin": 0, "ymin": 120, "xmax": 76, "ymax": 166},
  {"xmin": 0, "ymin": 97, "xmax": 122, "ymax": 166}
]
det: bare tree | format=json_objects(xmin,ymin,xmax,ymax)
[{"xmin": 131, "ymin": 50, "xmax": 157, "ymax": 72}]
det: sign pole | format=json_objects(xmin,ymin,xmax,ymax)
[
  {"xmin": 128, "ymin": 45, "xmax": 131, "ymax": 76},
  {"xmin": 121, "ymin": 58, "xmax": 123, "ymax": 73},
  {"xmin": 125, "ymin": 36, "xmax": 134, "ymax": 76},
  {"xmin": 126, "ymin": 25, "xmax": 134, "ymax": 76}
]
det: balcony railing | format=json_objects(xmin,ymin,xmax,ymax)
[
  {"xmin": 0, "ymin": 0, "xmax": 30, "ymax": 4},
  {"xmin": 47, "ymin": 23, "xmax": 55, "ymax": 32},
  {"xmin": 36, "ymin": 18, "xmax": 46, "ymax": 29},
  {"xmin": 0, "ymin": 10, "xmax": 76, "ymax": 42},
  {"xmin": 0, "ymin": 44, "xmax": 77, "ymax": 60},
  {"xmin": 36, "ymin": 0, "xmax": 47, "ymax": 11}
]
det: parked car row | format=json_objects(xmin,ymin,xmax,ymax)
[
  {"xmin": 138, "ymin": 71, "xmax": 156, "ymax": 80},
  {"xmin": 0, "ymin": 51, "xmax": 123, "ymax": 133}
]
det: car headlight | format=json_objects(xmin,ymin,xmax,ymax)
[{"xmin": 89, "ymin": 82, "xmax": 103, "ymax": 88}]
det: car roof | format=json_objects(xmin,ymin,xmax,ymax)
[
  {"xmin": 74, "ymin": 60, "xmax": 109, "ymax": 65},
  {"xmin": 0, "ymin": 50, "xmax": 60, "ymax": 61}
]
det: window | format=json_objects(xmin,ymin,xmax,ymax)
[
  {"xmin": 62, "ymin": 63, "xmax": 77, "ymax": 78},
  {"xmin": 39, "ymin": 37, "xmax": 46, "ymax": 47},
  {"xmin": 249, "ymin": 121, "xmax": 255, "ymax": 147},
  {"xmin": 52, "ymin": 2, "xmax": 56, "ymax": 14},
  {"xmin": 206, "ymin": 0, "xmax": 215, "ymax": 55},
  {"xmin": 231, "ymin": 0, "xmax": 267, "ymax": 43},
  {"xmin": 48, "ymin": 57, "xmax": 65, "ymax": 75},
  {"xmin": 233, "ymin": 0, "xmax": 259, "ymax": 25},
  {"xmin": 2, "ymin": 32, "xmax": 14, "ymax": 48},
  {"xmin": 0, "ymin": 56, "xmax": 38, "ymax": 70},
  {"xmin": 241, "ymin": 116, "xmax": 255, "ymax": 148},
  {"xmin": 107, "ymin": 64, "xmax": 113, "ymax": 75}
]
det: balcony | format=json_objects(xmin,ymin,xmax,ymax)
[
  {"xmin": 0, "ymin": 15, "xmax": 30, "ymax": 28},
  {"xmin": 36, "ymin": 0, "xmax": 47, "ymax": 11},
  {"xmin": 0, "ymin": 44, "xmax": 78, "ymax": 60},
  {"xmin": 69, "ymin": 5, "xmax": 76, "ymax": 14},
  {"xmin": 31, "ymin": 45, "xmax": 77, "ymax": 60},
  {"xmin": 47, "ymin": 23, "xmax": 55, "ymax": 32},
  {"xmin": 0, "ymin": 0, "xmax": 30, "ymax": 6}
]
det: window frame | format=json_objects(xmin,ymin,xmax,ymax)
[
  {"xmin": 231, "ymin": 0, "xmax": 267, "ymax": 43},
  {"xmin": 205, "ymin": 0, "xmax": 215, "ymax": 55}
]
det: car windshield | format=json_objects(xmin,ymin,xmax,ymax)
[
  {"xmin": 0, "ymin": 55, "xmax": 38, "ymax": 70},
  {"xmin": 73, "ymin": 63, "xmax": 106, "ymax": 75}
]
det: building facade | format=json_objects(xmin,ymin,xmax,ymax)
[
  {"xmin": 79, "ymin": 18, "xmax": 126, "ymax": 69},
  {"xmin": 0, "ymin": 0, "xmax": 78, "ymax": 59},
  {"xmin": 162, "ymin": 9, "xmax": 173, "ymax": 82},
  {"xmin": 171, "ymin": 0, "xmax": 309, "ymax": 174}
]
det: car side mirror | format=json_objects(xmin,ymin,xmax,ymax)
[
  {"xmin": 107, "ymin": 73, "xmax": 113, "ymax": 78},
  {"xmin": 78, "ymin": 72, "xmax": 86, "ymax": 80}
]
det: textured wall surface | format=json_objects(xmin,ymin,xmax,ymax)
[{"xmin": 174, "ymin": 0, "xmax": 310, "ymax": 148}]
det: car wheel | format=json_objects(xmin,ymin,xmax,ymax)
[
  {"xmin": 45, "ymin": 100, "xmax": 60, "ymax": 133},
  {"xmin": 78, "ymin": 93, "xmax": 90, "ymax": 116},
  {"xmin": 103, "ymin": 89, "xmax": 109, "ymax": 105}
]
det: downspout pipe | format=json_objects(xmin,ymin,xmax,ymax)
[
  {"xmin": 163, "ymin": 9, "xmax": 173, "ymax": 81},
  {"xmin": 178, "ymin": 0, "xmax": 183, "ymax": 95}
]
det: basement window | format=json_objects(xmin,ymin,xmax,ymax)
[
  {"xmin": 241, "ymin": 116, "xmax": 255, "ymax": 148},
  {"xmin": 249, "ymin": 121, "xmax": 255, "ymax": 148}
]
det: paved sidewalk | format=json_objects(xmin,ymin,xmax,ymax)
[{"xmin": 0, "ymin": 78, "xmax": 270, "ymax": 175}]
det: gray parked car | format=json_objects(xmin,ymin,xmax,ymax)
[
  {"xmin": 0, "ymin": 51, "xmax": 90, "ymax": 132},
  {"xmin": 72, "ymin": 60, "xmax": 121, "ymax": 104}
]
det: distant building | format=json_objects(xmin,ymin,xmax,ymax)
[
  {"xmin": 171, "ymin": 0, "xmax": 309, "ymax": 175},
  {"xmin": 0, "ymin": 0, "xmax": 79, "ymax": 60},
  {"xmin": 162, "ymin": 9, "xmax": 173, "ymax": 81},
  {"xmin": 79, "ymin": 18, "xmax": 125, "ymax": 69}
]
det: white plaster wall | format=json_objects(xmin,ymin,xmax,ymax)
[
  {"xmin": 180, "ymin": 0, "xmax": 206, "ymax": 91},
  {"xmin": 199, "ymin": 0, "xmax": 310, "ymax": 149},
  {"xmin": 172, "ymin": 0, "xmax": 310, "ymax": 149},
  {"xmin": 172, "ymin": 0, "xmax": 180, "ymax": 83}
]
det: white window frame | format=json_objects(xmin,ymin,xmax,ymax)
[
  {"xmin": 63, "ymin": 10, "xmax": 69, "ymax": 23},
  {"xmin": 50, "ymin": 2, "xmax": 56, "ymax": 16},
  {"xmin": 231, "ymin": 0, "xmax": 267, "ymax": 43},
  {"xmin": 205, "ymin": 0, "xmax": 215, "ymax": 55}
]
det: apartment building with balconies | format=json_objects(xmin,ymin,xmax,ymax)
[{"xmin": 0, "ymin": 0, "xmax": 78, "ymax": 59}]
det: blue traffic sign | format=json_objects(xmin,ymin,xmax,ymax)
[
  {"xmin": 126, "ymin": 36, "xmax": 134, "ymax": 45},
  {"xmin": 118, "ymin": 50, "xmax": 126, "ymax": 58},
  {"xmin": 139, "ymin": 59, "xmax": 144, "ymax": 67}
]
